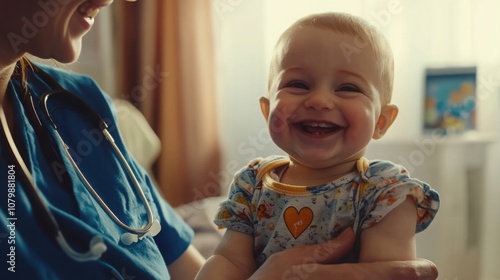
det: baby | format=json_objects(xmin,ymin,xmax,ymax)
[{"xmin": 197, "ymin": 12, "xmax": 440, "ymax": 279}]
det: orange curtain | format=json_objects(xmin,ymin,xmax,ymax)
[{"xmin": 114, "ymin": 0, "xmax": 221, "ymax": 206}]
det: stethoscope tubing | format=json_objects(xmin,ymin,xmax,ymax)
[
  {"xmin": 1, "ymin": 102, "xmax": 108, "ymax": 262},
  {"xmin": 0, "ymin": 64, "xmax": 161, "ymax": 261},
  {"xmin": 0, "ymin": 103, "xmax": 60, "ymax": 238},
  {"xmin": 41, "ymin": 89, "xmax": 156, "ymax": 236}
]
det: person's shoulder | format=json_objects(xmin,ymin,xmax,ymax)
[
  {"xmin": 35, "ymin": 63, "xmax": 100, "ymax": 92},
  {"xmin": 33, "ymin": 63, "xmax": 113, "ymax": 112}
]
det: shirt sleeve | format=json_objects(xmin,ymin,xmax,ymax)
[
  {"xmin": 149, "ymin": 180, "xmax": 195, "ymax": 265},
  {"xmin": 214, "ymin": 161, "xmax": 261, "ymax": 235},
  {"xmin": 355, "ymin": 160, "xmax": 440, "ymax": 233}
]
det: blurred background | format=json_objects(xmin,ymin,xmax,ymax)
[{"xmin": 61, "ymin": 0, "xmax": 499, "ymax": 279}]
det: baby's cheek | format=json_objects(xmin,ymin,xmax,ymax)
[
  {"xmin": 267, "ymin": 103, "xmax": 293, "ymax": 134},
  {"xmin": 268, "ymin": 113, "xmax": 287, "ymax": 134}
]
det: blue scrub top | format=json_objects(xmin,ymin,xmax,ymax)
[{"xmin": 0, "ymin": 64, "xmax": 194, "ymax": 279}]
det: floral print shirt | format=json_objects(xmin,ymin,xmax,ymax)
[{"xmin": 215, "ymin": 156, "xmax": 440, "ymax": 266}]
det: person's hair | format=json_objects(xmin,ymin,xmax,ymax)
[
  {"xmin": 16, "ymin": 57, "xmax": 34, "ymax": 95},
  {"xmin": 267, "ymin": 12, "xmax": 394, "ymax": 104}
]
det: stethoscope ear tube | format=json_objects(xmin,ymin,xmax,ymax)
[
  {"xmin": 1, "ymin": 101, "xmax": 108, "ymax": 262},
  {"xmin": 55, "ymin": 234, "xmax": 107, "ymax": 262},
  {"xmin": 0, "ymin": 105, "xmax": 59, "ymax": 237},
  {"xmin": 40, "ymin": 89, "xmax": 106, "ymax": 131},
  {"xmin": 34, "ymin": 63, "xmax": 108, "ymax": 132}
]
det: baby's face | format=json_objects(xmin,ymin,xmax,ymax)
[{"xmin": 261, "ymin": 27, "xmax": 386, "ymax": 168}]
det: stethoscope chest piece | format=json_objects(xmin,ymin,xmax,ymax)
[{"xmin": 121, "ymin": 219, "xmax": 161, "ymax": 245}]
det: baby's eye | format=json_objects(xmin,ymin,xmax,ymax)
[
  {"xmin": 286, "ymin": 81, "xmax": 309, "ymax": 90},
  {"xmin": 336, "ymin": 84, "xmax": 361, "ymax": 92}
]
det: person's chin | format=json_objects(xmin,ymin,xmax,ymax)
[{"xmin": 53, "ymin": 40, "xmax": 83, "ymax": 64}]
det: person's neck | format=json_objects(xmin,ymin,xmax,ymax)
[
  {"xmin": 0, "ymin": 42, "xmax": 25, "ymax": 103},
  {"xmin": 0, "ymin": 63, "xmax": 17, "ymax": 141},
  {"xmin": 280, "ymin": 158, "xmax": 359, "ymax": 186},
  {"xmin": 0, "ymin": 64, "xmax": 16, "ymax": 105},
  {"xmin": 0, "ymin": 53, "xmax": 24, "ymax": 103}
]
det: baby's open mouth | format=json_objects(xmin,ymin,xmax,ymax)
[{"xmin": 297, "ymin": 121, "xmax": 344, "ymax": 135}]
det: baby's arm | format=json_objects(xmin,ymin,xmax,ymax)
[
  {"xmin": 359, "ymin": 196, "xmax": 417, "ymax": 262},
  {"xmin": 195, "ymin": 229, "xmax": 256, "ymax": 280}
]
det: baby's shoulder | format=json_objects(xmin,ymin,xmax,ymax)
[
  {"xmin": 363, "ymin": 159, "xmax": 410, "ymax": 185},
  {"xmin": 365, "ymin": 159, "xmax": 408, "ymax": 178}
]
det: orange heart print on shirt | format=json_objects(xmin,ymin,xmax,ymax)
[{"xmin": 284, "ymin": 206, "xmax": 313, "ymax": 239}]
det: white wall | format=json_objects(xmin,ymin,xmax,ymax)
[
  {"xmin": 213, "ymin": 1, "xmax": 500, "ymax": 279},
  {"xmin": 213, "ymin": 1, "xmax": 281, "ymax": 185},
  {"xmin": 214, "ymin": 0, "xmax": 500, "ymax": 172}
]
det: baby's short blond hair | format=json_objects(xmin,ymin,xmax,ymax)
[{"xmin": 268, "ymin": 12, "xmax": 394, "ymax": 104}]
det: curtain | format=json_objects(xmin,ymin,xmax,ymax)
[{"xmin": 114, "ymin": 0, "xmax": 221, "ymax": 207}]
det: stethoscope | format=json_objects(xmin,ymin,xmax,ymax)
[{"xmin": 0, "ymin": 64, "xmax": 161, "ymax": 262}]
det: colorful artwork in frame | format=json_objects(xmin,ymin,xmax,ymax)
[{"xmin": 424, "ymin": 67, "xmax": 477, "ymax": 134}]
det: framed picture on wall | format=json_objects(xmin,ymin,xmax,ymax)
[{"xmin": 423, "ymin": 67, "xmax": 477, "ymax": 134}]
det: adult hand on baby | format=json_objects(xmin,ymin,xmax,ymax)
[{"xmin": 248, "ymin": 228, "xmax": 438, "ymax": 280}]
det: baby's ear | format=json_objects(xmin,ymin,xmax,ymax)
[
  {"xmin": 259, "ymin": 96, "xmax": 270, "ymax": 121},
  {"xmin": 373, "ymin": 104, "xmax": 399, "ymax": 139}
]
